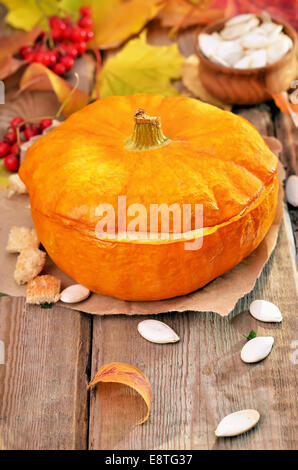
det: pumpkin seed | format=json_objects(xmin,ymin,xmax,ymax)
[
  {"xmin": 215, "ymin": 409, "xmax": 260, "ymax": 437},
  {"xmin": 225, "ymin": 13, "xmax": 256, "ymax": 27},
  {"xmin": 137, "ymin": 320, "xmax": 180, "ymax": 344},
  {"xmin": 266, "ymin": 34, "xmax": 293, "ymax": 64},
  {"xmin": 215, "ymin": 40, "xmax": 243, "ymax": 66},
  {"xmin": 60, "ymin": 284, "xmax": 90, "ymax": 303},
  {"xmin": 247, "ymin": 49, "xmax": 267, "ymax": 68},
  {"xmin": 220, "ymin": 17, "xmax": 259, "ymax": 40},
  {"xmin": 234, "ymin": 55, "xmax": 252, "ymax": 69},
  {"xmin": 249, "ymin": 300, "xmax": 283, "ymax": 323},
  {"xmin": 240, "ymin": 31, "xmax": 270, "ymax": 49},
  {"xmin": 241, "ymin": 336, "xmax": 274, "ymax": 363},
  {"xmin": 285, "ymin": 175, "xmax": 298, "ymax": 207},
  {"xmin": 199, "ymin": 33, "xmax": 221, "ymax": 59}
]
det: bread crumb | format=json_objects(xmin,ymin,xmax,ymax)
[
  {"xmin": 26, "ymin": 275, "xmax": 61, "ymax": 304},
  {"xmin": 7, "ymin": 174, "xmax": 27, "ymax": 197},
  {"xmin": 14, "ymin": 248, "xmax": 46, "ymax": 285},
  {"xmin": 7, "ymin": 226, "xmax": 40, "ymax": 253}
]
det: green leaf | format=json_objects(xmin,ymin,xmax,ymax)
[
  {"xmin": 244, "ymin": 330, "xmax": 257, "ymax": 341},
  {"xmin": 98, "ymin": 30, "xmax": 185, "ymax": 98},
  {"xmin": 40, "ymin": 302, "xmax": 53, "ymax": 309},
  {"xmin": 0, "ymin": 293, "xmax": 8, "ymax": 297}
]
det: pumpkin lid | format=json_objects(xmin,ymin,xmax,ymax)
[{"xmin": 20, "ymin": 94, "xmax": 278, "ymax": 236}]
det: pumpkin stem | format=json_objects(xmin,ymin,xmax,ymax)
[{"xmin": 125, "ymin": 109, "xmax": 171, "ymax": 150}]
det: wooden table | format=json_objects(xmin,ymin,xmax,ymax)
[{"xmin": 0, "ymin": 15, "xmax": 297, "ymax": 450}]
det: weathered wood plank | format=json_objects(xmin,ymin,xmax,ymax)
[{"xmin": 0, "ymin": 296, "xmax": 91, "ymax": 450}]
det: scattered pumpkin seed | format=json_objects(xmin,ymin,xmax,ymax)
[
  {"xmin": 215, "ymin": 409, "xmax": 260, "ymax": 437},
  {"xmin": 249, "ymin": 300, "xmax": 283, "ymax": 322},
  {"xmin": 137, "ymin": 320, "xmax": 180, "ymax": 344}
]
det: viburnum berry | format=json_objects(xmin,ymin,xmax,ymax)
[
  {"xmin": 19, "ymin": 46, "xmax": 33, "ymax": 58},
  {"xmin": 48, "ymin": 52, "xmax": 57, "ymax": 67},
  {"xmin": 41, "ymin": 52, "xmax": 51, "ymax": 66},
  {"xmin": 78, "ymin": 16, "xmax": 93, "ymax": 29},
  {"xmin": 24, "ymin": 51, "xmax": 36, "ymax": 63},
  {"xmin": 76, "ymin": 41, "xmax": 87, "ymax": 55},
  {"xmin": 51, "ymin": 28, "xmax": 62, "ymax": 41},
  {"xmin": 65, "ymin": 45, "xmax": 78, "ymax": 59},
  {"xmin": 24, "ymin": 125, "xmax": 40, "ymax": 141},
  {"xmin": 17, "ymin": 7, "xmax": 94, "ymax": 76},
  {"xmin": 63, "ymin": 26, "xmax": 73, "ymax": 40},
  {"xmin": 34, "ymin": 52, "xmax": 45, "ymax": 63},
  {"xmin": 40, "ymin": 119, "xmax": 53, "ymax": 131},
  {"xmin": 4, "ymin": 154, "xmax": 19, "ymax": 172},
  {"xmin": 79, "ymin": 6, "xmax": 92, "ymax": 17},
  {"xmin": 53, "ymin": 62, "xmax": 66, "ymax": 75},
  {"xmin": 0, "ymin": 141, "xmax": 11, "ymax": 158},
  {"xmin": 10, "ymin": 142, "xmax": 21, "ymax": 155},
  {"xmin": 60, "ymin": 55, "xmax": 74, "ymax": 70},
  {"xmin": 10, "ymin": 116, "xmax": 24, "ymax": 128},
  {"xmin": 72, "ymin": 27, "xmax": 86, "ymax": 42},
  {"xmin": 49, "ymin": 16, "xmax": 61, "ymax": 29},
  {"xmin": 4, "ymin": 129, "xmax": 17, "ymax": 143},
  {"xmin": 86, "ymin": 30, "xmax": 94, "ymax": 41}
]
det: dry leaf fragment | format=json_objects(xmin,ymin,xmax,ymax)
[
  {"xmin": 158, "ymin": 0, "xmax": 224, "ymax": 31},
  {"xmin": 87, "ymin": 362, "xmax": 152, "ymax": 424},
  {"xmin": 272, "ymin": 92, "xmax": 298, "ymax": 128},
  {"xmin": 20, "ymin": 63, "xmax": 89, "ymax": 117}
]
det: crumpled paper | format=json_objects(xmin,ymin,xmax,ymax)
[{"xmin": 0, "ymin": 138, "xmax": 283, "ymax": 316}]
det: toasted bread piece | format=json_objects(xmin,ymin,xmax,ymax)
[
  {"xmin": 7, "ymin": 226, "xmax": 40, "ymax": 253},
  {"xmin": 26, "ymin": 275, "xmax": 61, "ymax": 304},
  {"xmin": 7, "ymin": 174, "xmax": 28, "ymax": 197},
  {"xmin": 14, "ymin": 248, "xmax": 46, "ymax": 285}
]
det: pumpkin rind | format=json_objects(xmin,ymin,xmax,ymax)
[{"xmin": 19, "ymin": 94, "xmax": 278, "ymax": 301}]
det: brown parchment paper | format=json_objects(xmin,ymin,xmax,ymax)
[{"xmin": 0, "ymin": 140, "xmax": 284, "ymax": 317}]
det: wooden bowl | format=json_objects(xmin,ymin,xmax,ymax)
[{"xmin": 195, "ymin": 17, "xmax": 298, "ymax": 105}]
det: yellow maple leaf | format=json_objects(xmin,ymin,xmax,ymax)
[
  {"xmin": 89, "ymin": 0, "xmax": 166, "ymax": 49},
  {"xmin": 95, "ymin": 31, "xmax": 185, "ymax": 99}
]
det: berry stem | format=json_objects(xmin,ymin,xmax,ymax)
[{"xmin": 55, "ymin": 72, "xmax": 80, "ymax": 118}]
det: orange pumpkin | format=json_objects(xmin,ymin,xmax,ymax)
[{"xmin": 19, "ymin": 94, "xmax": 278, "ymax": 301}]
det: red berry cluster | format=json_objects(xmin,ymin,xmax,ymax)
[
  {"xmin": 0, "ymin": 116, "xmax": 53, "ymax": 172},
  {"xmin": 19, "ymin": 6, "xmax": 94, "ymax": 76}
]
